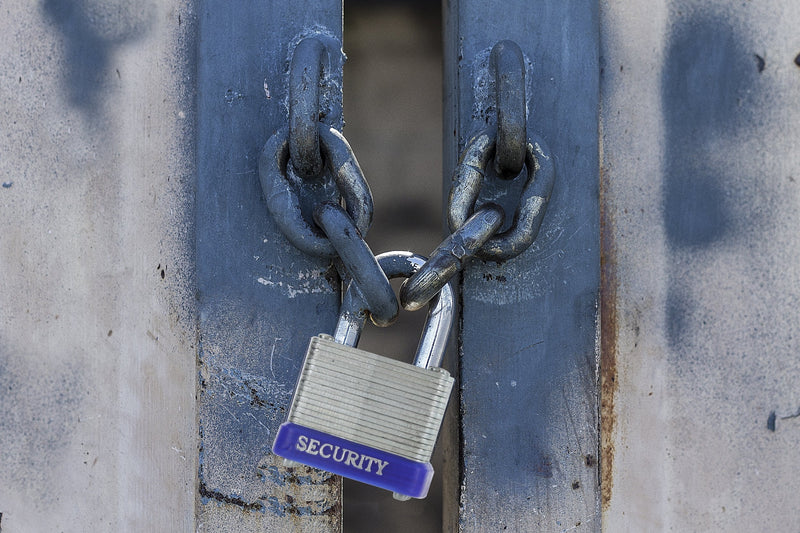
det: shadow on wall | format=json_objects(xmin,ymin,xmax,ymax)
[
  {"xmin": 41, "ymin": 0, "xmax": 154, "ymax": 114},
  {"xmin": 662, "ymin": 14, "xmax": 761, "ymax": 347},
  {"xmin": 0, "ymin": 347, "xmax": 83, "ymax": 503}
]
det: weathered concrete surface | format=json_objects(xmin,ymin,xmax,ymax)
[
  {"xmin": 601, "ymin": 1, "xmax": 800, "ymax": 530},
  {"xmin": 0, "ymin": 1, "xmax": 197, "ymax": 531}
]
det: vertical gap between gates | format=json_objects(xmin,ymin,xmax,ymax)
[{"xmin": 342, "ymin": 1, "xmax": 444, "ymax": 531}]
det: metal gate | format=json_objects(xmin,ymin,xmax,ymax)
[{"xmin": 1, "ymin": 1, "xmax": 799, "ymax": 532}]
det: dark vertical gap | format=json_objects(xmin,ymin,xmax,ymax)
[
  {"xmin": 441, "ymin": 2, "xmax": 463, "ymax": 530},
  {"xmin": 342, "ymin": 1, "xmax": 444, "ymax": 531}
]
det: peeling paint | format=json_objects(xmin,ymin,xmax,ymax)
[
  {"xmin": 200, "ymin": 360, "xmax": 292, "ymax": 416},
  {"xmin": 255, "ymin": 271, "xmax": 334, "ymax": 298},
  {"xmin": 223, "ymin": 88, "xmax": 244, "ymax": 105},
  {"xmin": 198, "ymin": 440, "xmax": 339, "ymax": 518},
  {"xmin": 199, "ymin": 483, "xmax": 265, "ymax": 512}
]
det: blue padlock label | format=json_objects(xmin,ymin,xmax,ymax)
[{"xmin": 272, "ymin": 422, "xmax": 434, "ymax": 499}]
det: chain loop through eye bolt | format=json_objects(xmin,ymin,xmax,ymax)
[
  {"xmin": 400, "ymin": 40, "xmax": 556, "ymax": 312},
  {"xmin": 259, "ymin": 36, "xmax": 399, "ymax": 325},
  {"xmin": 492, "ymin": 39, "xmax": 527, "ymax": 179}
]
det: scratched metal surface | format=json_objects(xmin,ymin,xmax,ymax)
[
  {"xmin": 195, "ymin": 1, "xmax": 344, "ymax": 530},
  {"xmin": 444, "ymin": 2, "xmax": 601, "ymax": 531},
  {"xmin": 600, "ymin": 1, "xmax": 800, "ymax": 530},
  {"xmin": 0, "ymin": 1, "xmax": 197, "ymax": 531}
]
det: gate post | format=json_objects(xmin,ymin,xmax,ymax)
[
  {"xmin": 196, "ymin": 1, "xmax": 344, "ymax": 530},
  {"xmin": 444, "ymin": 3, "xmax": 601, "ymax": 531}
]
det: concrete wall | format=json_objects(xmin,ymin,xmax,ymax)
[
  {"xmin": 0, "ymin": 2, "xmax": 197, "ymax": 531},
  {"xmin": 601, "ymin": 1, "xmax": 800, "ymax": 530}
]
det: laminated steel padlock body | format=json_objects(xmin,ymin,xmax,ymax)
[{"xmin": 272, "ymin": 252, "xmax": 455, "ymax": 499}]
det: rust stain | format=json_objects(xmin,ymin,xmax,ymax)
[{"xmin": 599, "ymin": 162, "xmax": 619, "ymax": 512}]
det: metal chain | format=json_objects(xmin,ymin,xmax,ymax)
[
  {"xmin": 262, "ymin": 37, "xmax": 554, "ymax": 322},
  {"xmin": 448, "ymin": 128, "xmax": 555, "ymax": 261},
  {"xmin": 313, "ymin": 202, "xmax": 398, "ymax": 327},
  {"xmin": 259, "ymin": 124, "xmax": 373, "ymax": 257},
  {"xmin": 335, "ymin": 252, "xmax": 453, "ymax": 367},
  {"xmin": 260, "ymin": 36, "xmax": 399, "ymax": 326},
  {"xmin": 491, "ymin": 40, "xmax": 526, "ymax": 179},
  {"xmin": 400, "ymin": 40, "xmax": 555, "ymax": 311},
  {"xmin": 400, "ymin": 205, "xmax": 503, "ymax": 311},
  {"xmin": 289, "ymin": 37, "xmax": 326, "ymax": 180}
]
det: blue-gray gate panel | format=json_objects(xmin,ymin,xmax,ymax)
[
  {"xmin": 444, "ymin": 2, "xmax": 600, "ymax": 531},
  {"xmin": 196, "ymin": 1, "xmax": 343, "ymax": 530}
]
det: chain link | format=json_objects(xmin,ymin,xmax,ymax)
[
  {"xmin": 400, "ymin": 205, "xmax": 504, "ymax": 312},
  {"xmin": 491, "ymin": 40, "xmax": 527, "ymax": 179},
  {"xmin": 399, "ymin": 40, "xmax": 555, "ymax": 311},
  {"xmin": 289, "ymin": 37, "xmax": 327, "ymax": 180},
  {"xmin": 313, "ymin": 202, "xmax": 398, "ymax": 327},
  {"xmin": 260, "ymin": 35, "xmax": 400, "ymax": 325},
  {"xmin": 259, "ymin": 124, "xmax": 373, "ymax": 257},
  {"xmin": 335, "ymin": 251, "xmax": 453, "ymax": 369},
  {"xmin": 448, "ymin": 128, "xmax": 555, "ymax": 261}
]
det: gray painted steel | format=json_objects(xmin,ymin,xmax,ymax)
[
  {"xmin": 600, "ymin": 1, "xmax": 800, "ymax": 530},
  {"xmin": 195, "ymin": 1, "xmax": 343, "ymax": 530},
  {"xmin": 444, "ymin": 2, "xmax": 600, "ymax": 531}
]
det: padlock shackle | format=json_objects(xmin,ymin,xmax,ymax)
[{"xmin": 334, "ymin": 251, "xmax": 454, "ymax": 369}]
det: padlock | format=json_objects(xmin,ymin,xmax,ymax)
[{"xmin": 272, "ymin": 251, "xmax": 455, "ymax": 500}]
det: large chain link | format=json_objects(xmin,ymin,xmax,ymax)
[
  {"xmin": 492, "ymin": 40, "xmax": 527, "ymax": 179},
  {"xmin": 448, "ymin": 128, "xmax": 555, "ymax": 260},
  {"xmin": 259, "ymin": 36, "xmax": 399, "ymax": 326},
  {"xmin": 289, "ymin": 37, "xmax": 326, "ymax": 180},
  {"xmin": 400, "ymin": 40, "xmax": 556, "ymax": 311},
  {"xmin": 259, "ymin": 124, "xmax": 372, "ymax": 257},
  {"xmin": 399, "ymin": 205, "xmax": 504, "ymax": 312},
  {"xmin": 313, "ymin": 202, "xmax": 398, "ymax": 327}
]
